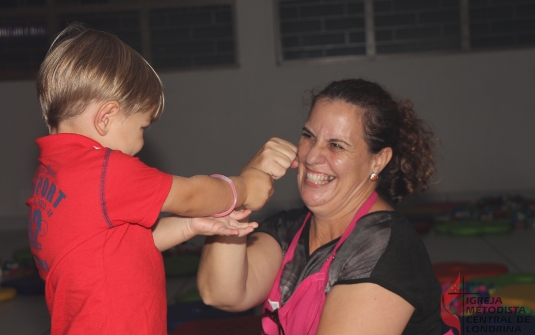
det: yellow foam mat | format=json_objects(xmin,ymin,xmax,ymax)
[
  {"xmin": 0, "ymin": 287, "xmax": 17, "ymax": 301},
  {"xmin": 494, "ymin": 284, "xmax": 535, "ymax": 311}
]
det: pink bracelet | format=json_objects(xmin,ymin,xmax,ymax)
[{"xmin": 210, "ymin": 174, "xmax": 237, "ymax": 217}]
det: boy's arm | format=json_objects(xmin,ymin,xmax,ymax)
[
  {"xmin": 152, "ymin": 210, "xmax": 257, "ymax": 251},
  {"xmin": 161, "ymin": 138, "xmax": 297, "ymax": 217},
  {"xmin": 161, "ymin": 174, "xmax": 249, "ymax": 217}
]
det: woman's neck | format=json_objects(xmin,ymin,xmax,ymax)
[{"xmin": 308, "ymin": 191, "xmax": 394, "ymax": 254}]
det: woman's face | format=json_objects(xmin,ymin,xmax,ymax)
[{"xmin": 297, "ymin": 99, "xmax": 377, "ymax": 215}]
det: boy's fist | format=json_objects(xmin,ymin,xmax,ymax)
[
  {"xmin": 240, "ymin": 138, "xmax": 297, "ymax": 211},
  {"xmin": 242, "ymin": 138, "xmax": 297, "ymax": 179}
]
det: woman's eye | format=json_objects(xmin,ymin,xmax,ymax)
[{"xmin": 331, "ymin": 143, "xmax": 344, "ymax": 149}]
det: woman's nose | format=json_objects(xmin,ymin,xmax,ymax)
[{"xmin": 304, "ymin": 142, "xmax": 325, "ymax": 166}]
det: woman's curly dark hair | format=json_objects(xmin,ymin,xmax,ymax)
[{"xmin": 309, "ymin": 79, "xmax": 436, "ymax": 203}]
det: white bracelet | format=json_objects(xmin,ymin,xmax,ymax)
[{"xmin": 210, "ymin": 174, "xmax": 237, "ymax": 217}]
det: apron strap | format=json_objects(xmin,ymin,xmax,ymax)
[
  {"xmin": 268, "ymin": 191, "xmax": 378, "ymax": 304},
  {"xmin": 320, "ymin": 191, "xmax": 378, "ymax": 277}
]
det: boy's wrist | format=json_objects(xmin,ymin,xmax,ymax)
[
  {"xmin": 230, "ymin": 176, "xmax": 247, "ymax": 208},
  {"xmin": 211, "ymin": 174, "xmax": 237, "ymax": 217},
  {"xmin": 185, "ymin": 217, "xmax": 197, "ymax": 236},
  {"xmin": 236, "ymin": 168, "xmax": 272, "ymax": 210}
]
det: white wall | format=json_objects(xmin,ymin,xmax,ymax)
[{"xmin": 1, "ymin": 0, "xmax": 535, "ymax": 229}]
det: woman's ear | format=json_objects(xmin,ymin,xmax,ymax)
[
  {"xmin": 94, "ymin": 101, "xmax": 121, "ymax": 136},
  {"xmin": 372, "ymin": 147, "xmax": 393, "ymax": 174}
]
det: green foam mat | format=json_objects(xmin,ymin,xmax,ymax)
[
  {"xmin": 163, "ymin": 254, "xmax": 201, "ymax": 277},
  {"xmin": 434, "ymin": 219, "xmax": 511, "ymax": 236},
  {"xmin": 467, "ymin": 273, "xmax": 535, "ymax": 291}
]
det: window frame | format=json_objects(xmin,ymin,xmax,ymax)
[
  {"xmin": 0, "ymin": 0, "xmax": 237, "ymax": 80},
  {"xmin": 274, "ymin": 0, "xmax": 535, "ymax": 66}
]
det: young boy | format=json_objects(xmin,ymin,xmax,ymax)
[{"xmin": 27, "ymin": 23, "xmax": 297, "ymax": 335}]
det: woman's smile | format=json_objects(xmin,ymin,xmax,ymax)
[{"xmin": 305, "ymin": 171, "xmax": 336, "ymax": 186}]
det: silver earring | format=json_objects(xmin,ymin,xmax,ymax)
[{"xmin": 370, "ymin": 173, "xmax": 378, "ymax": 181}]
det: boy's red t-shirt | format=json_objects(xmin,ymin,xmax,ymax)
[{"xmin": 26, "ymin": 133, "xmax": 173, "ymax": 335}]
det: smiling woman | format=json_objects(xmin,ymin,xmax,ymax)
[
  {"xmin": 197, "ymin": 78, "xmax": 441, "ymax": 335},
  {"xmin": 297, "ymin": 99, "xmax": 388, "ymax": 225}
]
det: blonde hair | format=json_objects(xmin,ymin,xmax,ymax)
[{"xmin": 36, "ymin": 23, "xmax": 164, "ymax": 131}]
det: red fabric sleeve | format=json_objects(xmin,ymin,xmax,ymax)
[{"xmin": 103, "ymin": 151, "xmax": 173, "ymax": 228}]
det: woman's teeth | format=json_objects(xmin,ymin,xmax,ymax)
[{"xmin": 306, "ymin": 172, "xmax": 335, "ymax": 185}]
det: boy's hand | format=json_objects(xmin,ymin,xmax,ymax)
[
  {"xmin": 239, "ymin": 138, "xmax": 298, "ymax": 211},
  {"xmin": 242, "ymin": 138, "xmax": 298, "ymax": 180},
  {"xmin": 189, "ymin": 209, "xmax": 257, "ymax": 237}
]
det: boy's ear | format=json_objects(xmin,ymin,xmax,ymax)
[{"xmin": 94, "ymin": 101, "xmax": 121, "ymax": 136}]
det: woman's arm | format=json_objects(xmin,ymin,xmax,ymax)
[
  {"xmin": 317, "ymin": 283, "xmax": 414, "ymax": 335},
  {"xmin": 197, "ymin": 232, "xmax": 283, "ymax": 312}
]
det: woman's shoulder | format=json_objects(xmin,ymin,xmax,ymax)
[
  {"xmin": 359, "ymin": 210, "xmax": 408, "ymax": 227},
  {"xmin": 346, "ymin": 211, "xmax": 403, "ymax": 246},
  {"xmin": 356, "ymin": 211, "xmax": 421, "ymax": 243},
  {"xmin": 347, "ymin": 210, "xmax": 430, "ymax": 259},
  {"xmin": 334, "ymin": 211, "xmax": 431, "ymax": 282},
  {"xmin": 332, "ymin": 212, "xmax": 399, "ymax": 279}
]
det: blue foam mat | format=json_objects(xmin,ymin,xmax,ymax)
[{"xmin": 167, "ymin": 300, "xmax": 255, "ymax": 331}]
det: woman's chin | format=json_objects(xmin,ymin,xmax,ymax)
[{"xmin": 299, "ymin": 190, "xmax": 333, "ymax": 210}]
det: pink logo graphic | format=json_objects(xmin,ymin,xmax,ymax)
[{"xmin": 441, "ymin": 273, "xmax": 461, "ymax": 335}]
